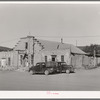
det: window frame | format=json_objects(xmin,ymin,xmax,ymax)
[{"xmin": 61, "ymin": 55, "xmax": 64, "ymax": 62}]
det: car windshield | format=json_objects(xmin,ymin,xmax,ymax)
[
  {"xmin": 36, "ymin": 63, "xmax": 40, "ymax": 66},
  {"xmin": 42, "ymin": 63, "xmax": 45, "ymax": 65},
  {"xmin": 42, "ymin": 63, "xmax": 45, "ymax": 67}
]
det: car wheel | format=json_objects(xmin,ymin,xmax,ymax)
[
  {"xmin": 59, "ymin": 69, "xmax": 62, "ymax": 73},
  {"xmin": 44, "ymin": 70, "xmax": 49, "ymax": 75},
  {"xmin": 29, "ymin": 70, "xmax": 33, "ymax": 75},
  {"xmin": 73, "ymin": 69, "xmax": 75, "ymax": 73},
  {"xmin": 33, "ymin": 70, "xmax": 35, "ymax": 74},
  {"xmin": 66, "ymin": 69, "xmax": 70, "ymax": 74},
  {"xmin": 71, "ymin": 68, "xmax": 75, "ymax": 73}
]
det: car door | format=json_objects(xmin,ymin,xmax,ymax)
[
  {"xmin": 35, "ymin": 63, "xmax": 41, "ymax": 73},
  {"xmin": 58, "ymin": 63, "xmax": 62, "ymax": 72},
  {"xmin": 41, "ymin": 63, "xmax": 46, "ymax": 73}
]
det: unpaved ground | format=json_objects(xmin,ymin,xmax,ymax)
[{"xmin": 0, "ymin": 67, "xmax": 100, "ymax": 91}]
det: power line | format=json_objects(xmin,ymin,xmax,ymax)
[
  {"xmin": 0, "ymin": 35, "xmax": 100, "ymax": 45},
  {"xmin": 34, "ymin": 35, "xmax": 100, "ymax": 38}
]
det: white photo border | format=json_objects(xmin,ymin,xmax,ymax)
[{"xmin": 0, "ymin": 1, "xmax": 100, "ymax": 99}]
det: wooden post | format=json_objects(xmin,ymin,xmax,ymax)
[
  {"xmin": 33, "ymin": 37, "xmax": 35, "ymax": 66},
  {"xmin": 70, "ymin": 45, "xmax": 72, "ymax": 66},
  {"xmin": 93, "ymin": 49, "xmax": 96, "ymax": 66},
  {"xmin": 17, "ymin": 50, "xmax": 19, "ymax": 69},
  {"xmin": 28, "ymin": 36, "xmax": 31, "ymax": 68}
]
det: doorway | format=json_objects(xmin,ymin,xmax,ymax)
[{"xmin": 51, "ymin": 55, "xmax": 57, "ymax": 61}]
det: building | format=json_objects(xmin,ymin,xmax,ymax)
[
  {"xmin": 13, "ymin": 36, "xmax": 43, "ymax": 68},
  {"xmin": 12, "ymin": 36, "xmax": 86, "ymax": 69},
  {"xmin": 0, "ymin": 35, "xmax": 87, "ymax": 69},
  {"xmin": 0, "ymin": 46, "xmax": 13, "ymax": 68}
]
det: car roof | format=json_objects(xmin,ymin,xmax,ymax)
[
  {"xmin": 58, "ymin": 62, "xmax": 66, "ymax": 63},
  {"xmin": 36, "ymin": 62, "xmax": 45, "ymax": 64}
]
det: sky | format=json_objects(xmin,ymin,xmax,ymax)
[{"xmin": 0, "ymin": 3, "xmax": 100, "ymax": 48}]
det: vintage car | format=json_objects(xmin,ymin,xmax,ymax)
[
  {"xmin": 29, "ymin": 61, "xmax": 57, "ymax": 75},
  {"xmin": 57, "ymin": 62, "xmax": 75, "ymax": 74}
]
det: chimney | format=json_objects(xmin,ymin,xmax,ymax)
[{"xmin": 61, "ymin": 38, "xmax": 63, "ymax": 44}]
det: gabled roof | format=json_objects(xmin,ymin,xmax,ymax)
[
  {"xmin": 38, "ymin": 39, "xmax": 86, "ymax": 55},
  {"xmin": 14, "ymin": 35, "xmax": 86, "ymax": 55}
]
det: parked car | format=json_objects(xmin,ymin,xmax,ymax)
[
  {"xmin": 57, "ymin": 62, "xmax": 75, "ymax": 74},
  {"xmin": 29, "ymin": 61, "xmax": 57, "ymax": 75}
]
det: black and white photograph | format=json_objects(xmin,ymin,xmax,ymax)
[{"xmin": 0, "ymin": 2, "xmax": 100, "ymax": 94}]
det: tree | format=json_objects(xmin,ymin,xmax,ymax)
[{"xmin": 83, "ymin": 44, "xmax": 99, "ymax": 56}]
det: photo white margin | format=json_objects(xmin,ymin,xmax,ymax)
[{"xmin": 0, "ymin": 1, "xmax": 100, "ymax": 99}]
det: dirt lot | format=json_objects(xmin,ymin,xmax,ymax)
[{"xmin": 0, "ymin": 67, "xmax": 100, "ymax": 91}]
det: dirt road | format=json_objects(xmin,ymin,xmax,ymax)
[{"xmin": 0, "ymin": 67, "xmax": 100, "ymax": 91}]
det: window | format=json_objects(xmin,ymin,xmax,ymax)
[
  {"xmin": 25, "ymin": 42, "xmax": 28, "ymax": 49},
  {"xmin": 51, "ymin": 55, "xmax": 56, "ymax": 61},
  {"xmin": 52, "ymin": 58, "xmax": 55, "ymax": 61},
  {"xmin": 31, "ymin": 54, "xmax": 34, "ymax": 65},
  {"xmin": 61, "ymin": 55, "xmax": 64, "ymax": 62},
  {"xmin": 45, "ymin": 56, "xmax": 47, "ymax": 62},
  {"xmin": 20, "ymin": 55, "xmax": 23, "ymax": 65},
  {"xmin": 8, "ymin": 57, "xmax": 11, "ymax": 66}
]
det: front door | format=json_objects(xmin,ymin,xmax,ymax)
[
  {"xmin": 51, "ymin": 55, "xmax": 57, "ymax": 61},
  {"xmin": 35, "ymin": 63, "xmax": 41, "ymax": 72}
]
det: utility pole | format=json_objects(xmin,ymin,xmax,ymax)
[
  {"xmin": 61, "ymin": 38, "xmax": 63, "ymax": 44},
  {"xmin": 70, "ymin": 44, "xmax": 72, "ymax": 65},
  {"xmin": 29, "ymin": 32, "xmax": 31, "ymax": 36},
  {"xmin": 93, "ymin": 49, "xmax": 96, "ymax": 67},
  {"xmin": 28, "ymin": 36, "xmax": 31, "ymax": 68},
  {"xmin": 76, "ymin": 40, "xmax": 77, "ymax": 46},
  {"xmin": 33, "ymin": 37, "xmax": 35, "ymax": 66}
]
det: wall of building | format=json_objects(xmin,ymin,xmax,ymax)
[
  {"xmin": 0, "ymin": 51, "xmax": 14, "ymax": 67},
  {"xmin": 80, "ymin": 55, "xmax": 100, "ymax": 69},
  {"xmin": 13, "ymin": 37, "xmax": 72, "ymax": 67},
  {"xmin": 96, "ymin": 57, "xmax": 100, "ymax": 65},
  {"xmin": 13, "ymin": 36, "xmax": 43, "ymax": 67},
  {"xmin": 83, "ymin": 55, "xmax": 89, "ymax": 66},
  {"xmin": 71, "ymin": 54, "xmax": 85, "ymax": 68},
  {"xmin": 40, "ymin": 49, "xmax": 71, "ymax": 65}
]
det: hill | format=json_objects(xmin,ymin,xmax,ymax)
[{"xmin": 0, "ymin": 46, "xmax": 12, "ymax": 52}]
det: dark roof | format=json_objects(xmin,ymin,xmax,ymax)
[
  {"xmin": 0, "ymin": 46, "xmax": 12, "ymax": 51},
  {"xmin": 77, "ymin": 46, "xmax": 85, "ymax": 51}
]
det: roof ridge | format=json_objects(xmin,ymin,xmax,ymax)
[
  {"xmin": 37, "ymin": 38, "xmax": 73, "ymax": 45},
  {"xmin": 38, "ymin": 39, "xmax": 86, "ymax": 54}
]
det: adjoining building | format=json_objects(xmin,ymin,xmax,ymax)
[{"xmin": 0, "ymin": 47, "xmax": 13, "ymax": 68}]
